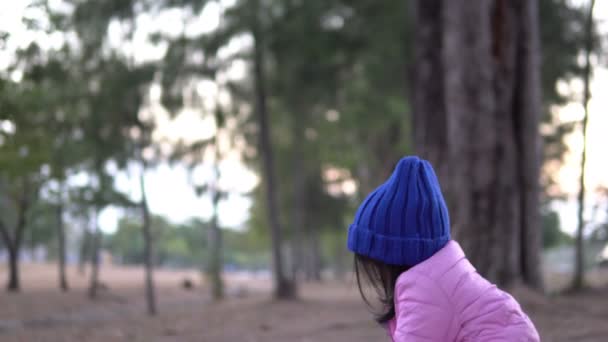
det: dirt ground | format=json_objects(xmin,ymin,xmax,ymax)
[{"xmin": 0, "ymin": 264, "xmax": 607, "ymax": 342}]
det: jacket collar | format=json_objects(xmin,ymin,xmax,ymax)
[{"xmin": 399, "ymin": 240, "xmax": 471, "ymax": 281}]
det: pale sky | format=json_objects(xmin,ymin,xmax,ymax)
[{"xmin": 1, "ymin": 0, "xmax": 607, "ymax": 234}]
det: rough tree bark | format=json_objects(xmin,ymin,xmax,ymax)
[
  {"xmin": 572, "ymin": 0, "xmax": 596, "ymax": 291},
  {"xmin": 412, "ymin": 0, "xmax": 543, "ymax": 288},
  {"xmin": 252, "ymin": 0, "xmax": 296, "ymax": 299},
  {"xmin": 140, "ymin": 168, "xmax": 157, "ymax": 314}
]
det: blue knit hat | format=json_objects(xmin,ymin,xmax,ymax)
[{"xmin": 347, "ymin": 156, "xmax": 450, "ymax": 266}]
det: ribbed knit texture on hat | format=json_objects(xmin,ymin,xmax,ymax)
[{"xmin": 347, "ymin": 156, "xmax": 450, "ymax": 266}]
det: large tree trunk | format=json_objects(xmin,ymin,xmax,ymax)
[
  {"xmin": 516, "ymin": 0, "xmax": 545, "ymax": 288},
  {"xmin": 207, "ymin": 153, "xmax": 224, "ymax": 301},
  {"xmin": 252, "ymin": 1, "xmax": 296, "ymax": 299},
  {"xmin": 56, "ymin": 198, "xmax": 69, "ymax": 291},
  {"xmin": 140, "ymin": 169, "xmax": 157, "ymax": 314},
  {"xmin": 572, "ymin": 0, "xmax": 596, "ymax": 291},
  {"xmin": 412, "ymin": 0, "xmax": 543, "ymax": 289}
]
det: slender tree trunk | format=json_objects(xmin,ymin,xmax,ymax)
[
  {"xmin": 0, "ymin": 230, "xmax": 21, "ymax": 291},
  {"xmin": 7, "ymin": 247, "xmax": 20, "ymax": 291},
  {"xmin": 0, "ymin": 223, "xmax": 16, "ymax": 291},
  {"xmin": 356, "ymin": 164, "xmax": 373, "ymax": 201},
  {"xmin": 572, "ymin": 0, "xmax": 596, "ymax": 291},
  {"xmin": 88, "ymin": 208, "xmax": 101, "ymax": 299},
  {"xmin": 1, "ymin": 181, "xmax": 30, "ymax": 292},
  {"xmin": 308, "ymin": 228, "xmax": 322, "ymax": 282},
  {"xmin": 252, "ymin": 3, "xmax": 296, "ymax": 299},
  {"xmin": 78, "ymin": 227, "xmax": 89, "ymax": 275},
  {"xmin": 290, "ymin": 114, "xmax": 306, "ymax": 281},
  {"xmin": 89, "ymin": 163, "xmax": 105, "ymax": 299},
  {"xmin": 208, "ymin": 199, "xmax": 224, "ymax": 300},
  {"xmin": 412, "ymin": 0, "xmax": 543, "ymax": 288},
  {"xmin": 56, "ymin": 198, "xmax": 69, "ymax": 291},
  {"xmin": 333, "ymin": 233, "xmax": 346, "ymax": 281},
  {"xmin": 208, "ymin": 151, "xmax": 224, "ymax": 301},
  {"xmin": 5, "ymin": 223, "xmax": 26, "ymax": 292},
  {"xmin": 140, "ymin": 168, "xmax": 157, "ymax": 314}
]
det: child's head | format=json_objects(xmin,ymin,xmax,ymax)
[{"xmin": 347, "ymin": 156, "xmax": 450, "ymax": 323}]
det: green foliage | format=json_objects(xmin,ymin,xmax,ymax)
[
  {"xmin": 0, "ymin": 0, "xmax": 600, "ymax": 280},
  {"xmin": 153, "ymin": 0, "xmax": 597, "ymax": 276},
  {"xmin": 0, "ymin": 80, "xmax": 52, "ymax": 180},
  {"xmin": 25, "ymin": 200, "xmax": 57, "ymax": 248},
  {"xmin": 542, "ymin": 208, "xmax": 572, "ymax": 249},
  {"xmin": 106, "ymin": 215, "xmax": 269, "ymax": 269},
  {"xmin": 539, "ymin": 0, "xmax": 603, "ymax": 197}
]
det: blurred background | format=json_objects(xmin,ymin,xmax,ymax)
[{"xmin": 0, "ymin": 0, "xmax": 607, "ymax": 341}]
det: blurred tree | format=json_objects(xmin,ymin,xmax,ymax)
[
  {"xmin": 20, "ymin": 46, "xmax": 89, "ymax": 292},
  {"xmin": 132, "ymin": 102, "xmax": 160, "ymax": 314},
  {"xmin": 572, "ymin": 0, "xmax": 596, "ymax": 291},
  {"xmin": 69, "ymin": 190, "xmax": 95, "ymax": 275},
  {"xmin": 7, "ymin": 0, "xmax": 591, "ymax": 298},
  {"xmin": 0, "ymin": 178, "xmax": 38, "ymax": 292},
  {"xmin": 206, "ymin": 133, "xmax": 226, "ymax": 301},
  {"xmin": 170, "ymin": 112, "xmax": 229, "ymax": 301},
  {"xmin": 139, "ymin": 160, "xmax": 157, "ymax": 314},
  {"xmin": 240, "ymin": 0, "xmax": 594, "ymax": 285},
  {"xmin": 541, "ymin": 208, "xmax": 572, "ymax": 248},
  {"xmin": 246, "ymin": 0, "xmax": 335, "ymax": 281},
  {"xmin": 161, "ymin": 79, "xmax": 230, "ymax": 301},
  {"xmin": 50, "ymin": 0, "xmax": 157, "ymax": 301},
  {"xmin": 312, "ymin": 0, "xmax": 413, "ymax": 278},
  {"xmin": 26, "ymin": 49, "xmax": 153, "ymax": 301},
  {"xmin": 26, "ymin": 201, "xmax": 57, "ymax": 249},
  {"xmin": 109, "ymin": 215, "xmax": 172, "ymax": 265},
  {"xmin": 412, "ymin": 0, "xmax": 543, "ymax": 287},
  {"xmin": 155, "ymin": 0, "xmax": 300, "ymax": 298},
  {"xmin": 264, "ymin": 0, "xmax": 410, "ymax": 281},
  {"xmin": 590, "ymin": 187, "xmax": 608, "ymax": 242},
  {"xmin": 251, "ymin": 0, "xmax": 296, "ymax": 298},
  {"xmin": 108, "ymin": 215, "xmax": 268, "ymax": 269},
  {"xmin": 157, "ymin": 40, "xmax": 229, "ymax": 302},
  {"xmin": 79, "ymin": 60, "xmax": 153, "ymax": 299},
  {"xmin": 538, "ymin": 0, "xmax": 606, "ymax": 202},
  {"xmin": 228, "ymin": 0, "xmax": 410, "ymax": 282},
  {"xmin": 54, "ymin": 183, "xmax": 69, "ymax": 291},
  {"xmin": 0, "ymin": 69, "xmax": 51, "ymax": 291}
]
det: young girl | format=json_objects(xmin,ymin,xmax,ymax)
[{"xmin": 347, "ymin": 156, "xmax": 540, "ymax": 341}]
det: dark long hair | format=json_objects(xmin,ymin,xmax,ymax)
[{"xmin": 354, "ymin": 254, "xmax": 410, "ymax": 324}]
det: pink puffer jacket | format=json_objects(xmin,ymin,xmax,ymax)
[{"xmin": 388, "ymin": 241, "xmax": 539, "ymax": 341}]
